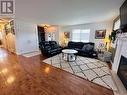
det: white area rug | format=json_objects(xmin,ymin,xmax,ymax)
[
  {"xmin": 43, "ymin": 53, "xmax": 117, "ymax": 91},
  {"xmin": 22, "ymin": 51, "xmax": 41, "ymax": 57}
]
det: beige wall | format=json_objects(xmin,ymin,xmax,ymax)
[
  {"xmin": 5, "ymin": 33, "xmax": 16, "ymax": 53},
  {"xmin": 0, "ymin": 23, "xmax": 6, "ymax": 48}
]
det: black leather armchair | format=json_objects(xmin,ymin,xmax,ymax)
[{"xmin": 39, "ymin": 41, "xmax": 62, "ymax": 57}]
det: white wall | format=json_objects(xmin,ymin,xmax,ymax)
[
  {"xmin": 15, "ymin": 19, "xmax": 39, "ymax": 54},
  {"xmin": 14, "ymin": 20, "xmax": 113, "ymax": 54},
  {"xmin": 112, "ymin": 33, "xmax": 127, "ymax": 72},
  {"xmin": 60, "ymin": 20, "xmax": 113, "ymax": 48}
]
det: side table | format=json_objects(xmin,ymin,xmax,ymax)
[{"xmin": 98, "ymin": 51, "xmax": 112, "ymax": 62}]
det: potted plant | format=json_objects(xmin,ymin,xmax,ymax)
[{"xmin": 109, "ymin": 30, "xmax": 117, "ymax": 43}]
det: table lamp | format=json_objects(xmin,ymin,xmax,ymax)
[{"xmin": 104, "ymin": 37, "xmax": 110, "ymax": 51}]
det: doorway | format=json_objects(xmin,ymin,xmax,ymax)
[
  {"xmin": 37, "ymin": 26, "xmax": 45, "ymax": 49},
  {"xmin": 0, "ymin": 18, "xmax": 16, "ymax": 53}
]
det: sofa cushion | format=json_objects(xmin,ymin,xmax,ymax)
[
  {"xmin": 78, "ymin": 49, "xmax": 89, "ymax": 53},
  {"xmin": 85, "ymin": 44, "xmax": 94, "ymax": 51},
  {"xmin": 42, "ymin": 41, "xmax": 50, "ymax": 45},
  {"xmin": 45, "ymin": 46, "xmax": 51, "ymax": 51},
  {"xmin": 50, "ymin": 49, "xmax": 58, "ymax": 52},
  {"xmin": 68, "ymin": 42, "xmax": 76, "ymax": 48},
  {"xmin": 51, "ymin": 44, "xmax": 59, "ymax": 49},
  {"xmin": 50, "ymin": 41, "xmax": 59, "ymax": 49},
  {"xmin": 74, "ymin": 48, "xmax": 80, "ymax": 51},
  {"xmin": 82, "ymin": 45, "xmax": 88, "ymax": 51},
  {"xmin": 75, "ymin": 42, "xmax": 84, "ymax": 49},
  {"xmin": 68, "ymin": 42, "xmax": 84, "ymax": 49},
  {"xmin": 82, "ymin": 44, "xmax": 94, "ymax": 51}
]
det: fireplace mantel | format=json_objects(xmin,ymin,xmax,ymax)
[{"xmin": 112, "ymin": 33, "xmax": 127, "ymax": 72}]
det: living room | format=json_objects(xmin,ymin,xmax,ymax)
[{"xmin": 0, "ymin": 0, "xmax": 127, "ymax": 95}]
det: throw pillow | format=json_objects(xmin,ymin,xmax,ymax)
[
  {"xmin": 85, "ymin": 44, "xmax": 94, "ymax": 51},
  {"xmin": 82, "ymin": 45, "xmax": 87, "ymax": 50}
]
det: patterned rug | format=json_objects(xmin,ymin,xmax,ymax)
[{"xmin": 43, "ymin": 53, "xmax": 117, "ymax": 91}]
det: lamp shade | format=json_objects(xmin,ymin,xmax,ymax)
[{"xmin": 104, "ymin": 37, "xmax": 110, "ymax": 43}]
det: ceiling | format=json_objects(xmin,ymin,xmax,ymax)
[{"xmin": 16, "ymin": 0, "xmax": 125, "ymax": 25}]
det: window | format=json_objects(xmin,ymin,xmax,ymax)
[
  {"xmin": 72, "ymin": 29, "xmax": 90, "ymax": 42},
  {"xmin": 113, "ymin": 17, "xmax": 120, "ymax": 30}
]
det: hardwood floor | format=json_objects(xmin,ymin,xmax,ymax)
[{"xmin": 0, "ymin": 48, "xmax": 114, "ymax": 95}]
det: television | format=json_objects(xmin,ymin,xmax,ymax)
[{"xmin": 120, "ymin": 0, "xmax": 127, "ymax": 32}]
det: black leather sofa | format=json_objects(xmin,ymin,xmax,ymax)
[
  {"xmin": 39, "ymin": 41, "xmax": 62, "ymax": 57},
  {"xmin": 67, "ymin": 41, "xmax": 97, "ymax": 58}
]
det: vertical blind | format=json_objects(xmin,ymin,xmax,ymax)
[{"xmin": 72, "ymin": 29, "xmax": 90, "ymax": 42}]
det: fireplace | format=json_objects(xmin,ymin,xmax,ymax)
[{"xmin": 117, "ymin": 55, "xmax": 127, "ymax": 89}]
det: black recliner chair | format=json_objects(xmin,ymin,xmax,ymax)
[{"xmin": 39, "ymin": 41, "xmax": 62, "ymax": 57}]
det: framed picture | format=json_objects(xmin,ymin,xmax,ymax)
[
  {"xmin": 5, "ymin": 20, "xmax": 15, "ymax": 35},
  {"xmin": 5, "ymin": 24, "xmax": 10, "ymax": 35},
  {"xmin": 95, "ymin": 29, "xmax": 106, "ymax": 39},
  {"xmin": 64, "ymin": 32, "xmax": 70, "ymax": 38},
  {"xmin": 10, "ymin": 20, "xmax": 15, "ymax": 35}
]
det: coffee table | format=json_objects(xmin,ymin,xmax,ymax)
[{"xmin": 62, "ymin": 49, "xmax": 78, "ymax": 62}]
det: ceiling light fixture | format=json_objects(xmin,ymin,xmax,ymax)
[{"xmin": 42, "ymin": 24, "xmax": 51, "ymax": 29}]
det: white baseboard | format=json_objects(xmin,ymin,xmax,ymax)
[{"xmin": 21, "ymin": 50, "xmax": 41, "ymax": 57}]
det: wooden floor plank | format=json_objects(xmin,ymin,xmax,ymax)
[{"xmin": 0, "ymin": 48, "xmax": 114, "ymax": 95}]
